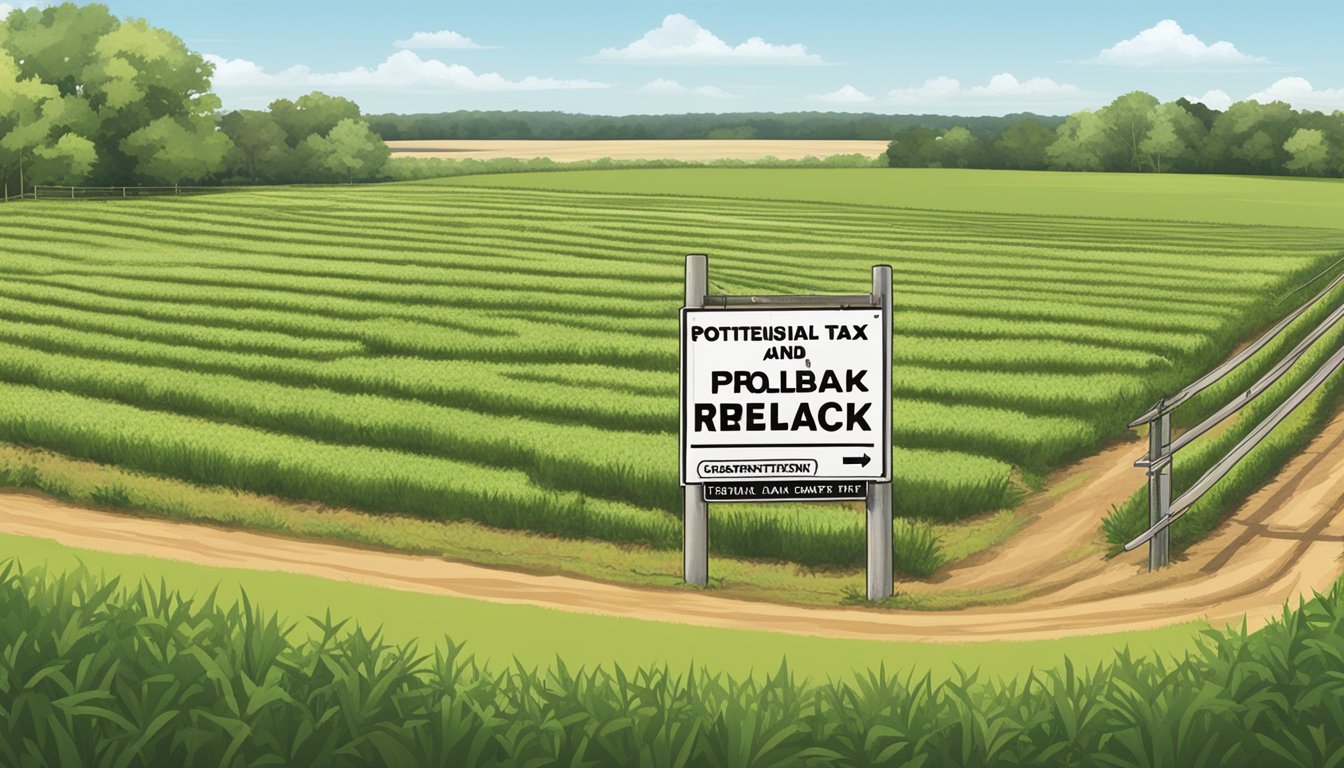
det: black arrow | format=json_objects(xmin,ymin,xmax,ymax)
[{"xmin": 843, "ymin": 454, "xmax": 871, "ymax": 467}]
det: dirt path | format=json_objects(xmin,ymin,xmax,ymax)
[{"xmin": 2, "ymin": 412, "xmax": 1343, "ymax": 643}]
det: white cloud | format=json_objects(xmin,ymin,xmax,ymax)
[
  {"xmin": 1095, "ymin": 20, "xmax": 1265, "ymax": 68},
  {"xmin": 811, "ymin": 85, "xmax": 874, "ymax": 104},
  {"xmin": 1185, "ymin": 89, "xmax": 1233, "ymax": 111},
  {"xmin": 204, "ymin": 51, "xmax": 608, "ymax": 96},
  {"xmin": 393, "ymin": 30, "xmax": 489, "ymax": 50},
  {"xmin": 887, "ymin": 74, "xmax": 1082, "ymax": 106},
  {"xmin": 591, "ymin": 14, "xmax": 822, "ymax": 64},
  {"xmin": 1247, "ymin": 77, "xmax": 1344, "ymax": 111},
  {"xmin": 636, "ymin": 79, "xmax": 731, "ymax": 98}
]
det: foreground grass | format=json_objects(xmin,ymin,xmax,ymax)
[
  {"xmin": 1, "ymin": 550, "xmax": 1337, "ymax": 766},
  {"xmin": 0, "ymin": 533, "xmax": 1200, "ymax": 681},
  {"xmin": 0, "ymin": 443, "xmax": 1022, "ymax": 606}
]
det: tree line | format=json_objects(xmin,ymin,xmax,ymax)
[
  {"xmin": 5, "ymin": 3, "xmax": 1344, "ymax": 193},
  {"xmin": 886, "ymin": 92, "xmax": 1344, "ymax": 176},
  {"xmin": 0, "ymin": 3, "xmax": 388, "ymax": 195},
  {"xmin": 367, "ymin": 111, "xmax": 1063, "ymax": 142}
]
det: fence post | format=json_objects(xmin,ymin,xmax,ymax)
[
  {"xmin": 683, "ymin": 253, "xmax": 710, "ymax": 586},
  {"xmin": 867, "ymin": 265, "xmax": 894, "ymax": 600},
  {"xmin": 1148, "ymin": 408, "xmax": 1172, "ymax": 570}
]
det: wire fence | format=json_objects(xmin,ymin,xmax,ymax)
[{"xmin": 1124, "ymin": 266, "xmax": 1344, "ymax": 565}]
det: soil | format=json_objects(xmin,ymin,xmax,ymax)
[{"xmin": 2, "ymin": 409, "xmax": 1342, "ymax": 642}]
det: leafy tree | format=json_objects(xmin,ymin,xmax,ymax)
[
  {"xmin": 1046, "ymin": 110, "xmax": 1109, "ymax": 171},
  {"xmin": 29, "ymin": 131, "xmax": 96, "ymax": 184},
  {"xmin": 1098, "ymin": 91, "xmax": 1159, "ymax": 171},
  {"xmin": 1175, "ymin": 97, "xmax": 1219, "ymax": 131},
  {"xmin": 1139, "ymin": 103, "xmax": 1187, "ymax": 173},
  {"xmin": 992, "ymin": 118, "xmax": 1053, "ymax": 169},
  {"xmin": 297, "ymin": 117, "xmax": 389, "ymax": 183},
  {"xmin": 120, "ymin": 114, "xmax": 231, "ymax": 188},
  {"xmin": 220, "ymin": 109, "xmax": 295, "ymax": 181},
  {"xmin": 0, "ymin": 45, "xmax": 94, "ymax": 194},
  {"xmin": 934, "ymin": 126, "xmax": 981, "ymax": 168},
  {"xmin": 2, "ymin": 3, "xmax": 222, "ymax": 185},
  {"xmin": 270, "ymin": 92, "xmax": 362, "ymax": 147},
  {"xmin": 1206, "ymin": 100, "xmax": 1298, "ymax": 173},
  {"xmin": 1283, "ymin": 128, "xmax": 1331, "ymax": 175},
  {"xmin": 885, "ymin": 127, "xmax": 939, "ymax": 167}
]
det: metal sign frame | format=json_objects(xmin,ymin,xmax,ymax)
[
  {"xmin": 679, "ymin": 253, "xmax": 895, "ymax": 600},
  {"xmin": 678, "ymin": 306, "xmax": 891, "ymax": 487}
]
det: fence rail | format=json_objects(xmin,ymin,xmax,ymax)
[{"xmin": 1124, "ymin": 266, "xmax": 1344, "ymax": 566}]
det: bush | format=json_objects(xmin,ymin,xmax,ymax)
[{"xmin": 6, "ymin": 559, "xmax": 1344, "ymax": 766}]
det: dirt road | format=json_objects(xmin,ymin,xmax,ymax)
[
  {"xmin": 2, "ymin": 411, "xmax": 1343, "ymax": 642},
  {"xmin": 385, "ymin": 139, "xmax": 889, "ymax": 162}
]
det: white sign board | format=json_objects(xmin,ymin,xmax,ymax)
[{"xmin": 680, "ymin": 307, "xmax": 890, "ymax": 492}]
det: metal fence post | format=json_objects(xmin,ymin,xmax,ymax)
[
  {"xmin": 1148, "ymin": 408, "xmax": 1172, "ymax": 570},
  {"xmin": 683, "ymin": 253, "xmax": 709, "ymax": 585},
  {"xmin": 867, "ymin": 264, "xmax": 894, "ymax": 600}
]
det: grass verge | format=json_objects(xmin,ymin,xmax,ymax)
[
  {"xmin": 2, "ymin": 545, "xmax": 1336, "ymax": 767},
  {"xmin": 0, "ymin": 443, "xmax": 1018, "ymax": 606}
]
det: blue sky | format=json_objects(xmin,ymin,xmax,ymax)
[{"xmin": 10, "ymin": 1, "xmax": 1343, "ymax": 115}]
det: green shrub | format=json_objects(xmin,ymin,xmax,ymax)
[{"xmin": 5, "ymin": 560, "xmax": 1344, "ymax": 766}]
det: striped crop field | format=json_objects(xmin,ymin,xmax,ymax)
[{"xmin": 3, "ymin": 173, "xmax": 1342, "ymax": 571}]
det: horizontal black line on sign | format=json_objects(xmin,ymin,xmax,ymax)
[{"xmin": 690, "ymin": 442, "xmax": 875, "ymax": 448}]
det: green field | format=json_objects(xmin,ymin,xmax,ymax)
[
  {"xmin": 3, "ymin": 169, "xmax": 1342, "ymax": 572},
  {"xmin": 444, "ymin": 168, "xmax": 1344, "ymax": 230}
]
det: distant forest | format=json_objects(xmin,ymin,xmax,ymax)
[{"xmin": 367, "ymin": 112, "xmax": 1065, "ymax": 142}]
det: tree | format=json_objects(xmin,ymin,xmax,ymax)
[
  {"xmin": 1175, "ymin": 97, "xmax": 1219, "ymax": 131},
  {"xmin": 0, "ymin": 45, "xmax": 95, "ymax": 195},
  {"xmin": 934, "ymin": 126, "xmax": 981, "ymax": 168},
  {"xmin": 1098, "ymin": 91, "xmax": 1159, "ymax": 171},
  {"xmin": 2, "ymin": 3, "xmax": 223, "ymax": 185},
  {"xmin": 1139, "ymin": 104, "xmax": 1187, "ymax": 173},
  {"xmin": 269, "ymin": 92, "xmax": 362, "ymax": 147},
  {"xmin": 220, "ymin": 109, "xmax": 295, "ymax": 182},
  {"xmin": 885, "ymin": 127, "xmax": 938, "ymax": 167},
  {"xmin": 1283, "ymin": 128, "xmax": 1331, "ymax": 175},
  {"xmin": 29, "ymin": 131, "xmax": 96, "ymax": 184},
  {"xmin": 298, "ymin": 117, "xmax": 389, "ymax": 183},
  {"xmin": 1206, "ymin": 100, "xmax": 1297, "ymax": 173},
  {"xmin": 993, "ymin": 118, "xmax": 1053, "ymax": 169},
  {"xmin": 1046, "ymin": 110, "xmax": 1109, "ymax": 171},
  {"xmin": 121, "ymin": 115, "xmax": 231, "ymax": 188}
]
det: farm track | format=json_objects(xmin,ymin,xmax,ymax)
[{"xmin": 3, "ymin": 402, "xmax": 1344, "ymax": 641}]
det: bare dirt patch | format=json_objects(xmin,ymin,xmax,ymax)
[
  {"xmin": 385, "ymin": 139, "xmax": 890, "ymax": 162},
  {"xmin": 5, "ymin": 406, "xmax": 1344, "ymax": 643}
]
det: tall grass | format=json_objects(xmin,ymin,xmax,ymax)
[
  {"xmin": 2, "ymin": 182, "xmax": 1342, "ymax": 567},
  {"xmin": 5, "ymin": 560, "xmax": 1344, "ymax": 766}
]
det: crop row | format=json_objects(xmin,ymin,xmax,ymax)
[{"xmin": 0, "ymin": 338, "xmax": 1029, "ymax": 500}]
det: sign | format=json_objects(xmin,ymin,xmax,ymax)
[{"xmin": 680, "ymin": 307, "xmax": 890, "ymax": 490}]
